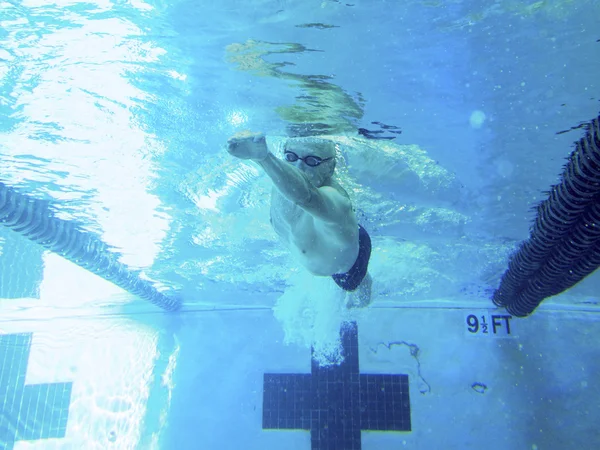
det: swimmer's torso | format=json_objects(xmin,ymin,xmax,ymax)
[{"xmin": 270, "ymin": 186, "xmax": 359, "ymax": 276}]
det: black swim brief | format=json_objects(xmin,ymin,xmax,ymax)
[{"xmin": 332, "ymin": 225, "xmax": 372, "ymax": 292}]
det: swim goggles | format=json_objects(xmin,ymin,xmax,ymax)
[{"xmin": 284, "ymin": 151, "xmax": 333, "ymax": 167}]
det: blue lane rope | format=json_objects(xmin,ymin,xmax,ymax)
[
  {"xmin": 493, "ymin": 114, "xmax": 600, "ymax": 317},
  {"xmin": 0, "ymin": 181, "xmax": 181, "ymax": 311}
]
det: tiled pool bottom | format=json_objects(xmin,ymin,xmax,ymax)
[
  {"xmin": 0, "ymin": 333, "xmax": 72, "ymax": 450},
  {"xmin": 1, "ymin": 304, "xmax": 599, "ymax": 450}
]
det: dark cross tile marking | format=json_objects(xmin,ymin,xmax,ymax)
[
  {"xmin": 263, "ymin": 322, "xmax": 411, "ymax": 450},
  {"xmin": 0, "ymin": 333, "xmax": 72, "ymax": 450}
]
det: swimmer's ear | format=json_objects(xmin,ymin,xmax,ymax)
[{"xmin": 329, "ymin": 158, "xmax": 337, "ymax": 175}]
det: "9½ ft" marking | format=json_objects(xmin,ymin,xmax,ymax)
[{"xmin": 466, "ymin": 314, "xmax": 513, "ymax": 337}]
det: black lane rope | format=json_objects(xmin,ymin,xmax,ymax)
[
  {"xmin": 0, "ymin": 181, "xmax": 181, "ymax": 311},
  {"xmin": 493, "ymin": 114, "xmax": 600, "ymax": 317}
]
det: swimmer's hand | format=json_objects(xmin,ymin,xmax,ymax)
[{"xmin": 227, "ymin": 131, "xmax": 268, "ymax": 161}]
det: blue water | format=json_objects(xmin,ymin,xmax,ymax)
[{"xmin": 1, "ymin": 0, "xmax": 600, "ymax": 449}]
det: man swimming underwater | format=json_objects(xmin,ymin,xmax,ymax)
[{"xmin": 227, "ymin": 131, "xmax": 372, "ymax": 306}]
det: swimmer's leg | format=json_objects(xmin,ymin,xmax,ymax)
[{"xmin": 346, "ymin": 271, "xmax": 372, "ymax": 308}]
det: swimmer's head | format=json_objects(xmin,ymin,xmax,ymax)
[{"xmin": 283, "ymin": 137, "xmax": 337, "ymax": 187}]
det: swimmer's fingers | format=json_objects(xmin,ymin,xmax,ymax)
[
  {"xmin": 226, "ymin": 140, "xmax": 250, "ymax": 159},
  {"xmin": 229, "ymin": 130, "xmax": 265, "ymax": 142},
  {"xmin": 227, "ymin": 131, "xmax": 268, "ymax": 160}
]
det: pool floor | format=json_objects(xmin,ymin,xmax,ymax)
[{"xmin": 1, "ymin": 298, "xmax": 598, "ymax": 450}]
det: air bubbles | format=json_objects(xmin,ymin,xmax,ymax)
[
  {"xmin": 227, "ymin": 110, "xmax": 248, "ymax": 127},
  {"xmin": 469, "ymin": 110, "xmax": 487, "ymax": 129}
]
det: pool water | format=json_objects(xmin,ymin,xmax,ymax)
[{"xmin": 1, "ymin": 0, "xmax": 600, "ymax": 449}]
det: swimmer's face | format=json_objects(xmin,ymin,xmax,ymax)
[{"xmin": 284, "ymin": 139, "xmax": 336, "ymax": 187}]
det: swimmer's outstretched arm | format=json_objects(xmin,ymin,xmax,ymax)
[{"xmin": 227, "ymin": 131, "xmax": 350, "ymax": 223}]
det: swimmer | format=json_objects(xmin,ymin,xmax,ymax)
[{"xmin": 227, "ymin": 131, "xmax": 372, "ymax": 306}]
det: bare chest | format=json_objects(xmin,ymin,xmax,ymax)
[
  {"xmin": 270, "ymin": 190, "xmax": 310, "ymax": 239},
  {"xmin": 268, "ymin": 188, "xmax": 359, "ymax": 275}
]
